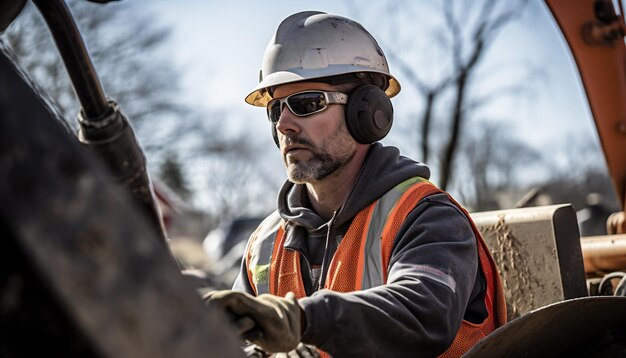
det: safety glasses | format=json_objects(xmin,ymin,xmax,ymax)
[{"xmin": 267, "ymin": 90, "xmax": 348, "ymax": 125}]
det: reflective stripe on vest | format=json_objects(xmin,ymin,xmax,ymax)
[
  {"xmin": 354, "ymin": 176, "xmax": 427, "ymax": 289},
  {"xmin": 245, "ymin": 211, "xmax": 282, "ymax": 296}
]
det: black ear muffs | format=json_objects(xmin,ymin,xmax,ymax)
[{"xmin": 344, "ymin": 85, "xmax": 393, "ymax": 144}]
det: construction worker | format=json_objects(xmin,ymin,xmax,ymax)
[{"xmin": 205, "ymin": 11, "xmax": 506, "ymax": 357}]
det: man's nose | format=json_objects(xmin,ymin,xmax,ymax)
[{"xmin": 275, "ymin": 104, "xmax": 300, "ymax": 135}]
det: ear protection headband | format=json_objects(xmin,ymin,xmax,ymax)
[{"xmin": 272, "ymin": 85, "xmax": 393, "ymax": 147}]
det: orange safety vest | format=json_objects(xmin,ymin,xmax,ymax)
[{"xmin": 245, "ymin": 177, "xmax": 506, "ymax": 357}]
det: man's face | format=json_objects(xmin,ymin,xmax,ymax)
[{"xmin": 272, "ymin": 82, "xmax": 358, "ymax": 184}]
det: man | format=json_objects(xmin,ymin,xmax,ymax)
[{"xmin": 205, "ymin": 11, "xmax": 506, "ymax": 358}]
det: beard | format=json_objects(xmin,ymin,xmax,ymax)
[{"xmin": 283, "ymin": 132, "xmax": 356, "ymax": 184}]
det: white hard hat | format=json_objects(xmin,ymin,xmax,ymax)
[{"xmin": 245, "ymin": 11, "xmax": 401, "ymax": 107}]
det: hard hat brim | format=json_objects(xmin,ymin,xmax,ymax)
[{"xmin": 245, "ymin": 66, "xmax": 401, "ymax": 107}]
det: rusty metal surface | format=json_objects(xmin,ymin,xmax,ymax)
[
  {"xmin": 0, "ymin": 44, "xmax": 242, "ymax": 357},
  {"xmin": 545, "ymin": 0, "xmax": 626, "ymax": 212},
  {"xmin": 463, "ymin": 296, "xmax": 626, "ymax": 357},
  {"xmin": 471, "ymin": 204, "xmax": 587, "ymax": 319},
  {"xmin": 581, "ymin": 234, "xmax": 626, "ymax": 274}
]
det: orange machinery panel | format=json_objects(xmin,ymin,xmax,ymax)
[{"xmin": 545, "ymin": 0, "xmax": 626, "ymax": 215}]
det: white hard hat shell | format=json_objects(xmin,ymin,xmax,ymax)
[{"xmin": 245, "ymin": 11, "xmax": 401, "ymax": 106}]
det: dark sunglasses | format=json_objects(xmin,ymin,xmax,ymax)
[{"xmin": 266, "ymin": 90, "xmax": 348, "ymax": 125}]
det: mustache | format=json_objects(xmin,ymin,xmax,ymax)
[{"xmin": 284, "ymin": 135, "xmax": 314, "ymax": 149}]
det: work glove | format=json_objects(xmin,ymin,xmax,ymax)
[{"xmin": 204, "ymin": 290, "xmax": 302, "ymax": 353}]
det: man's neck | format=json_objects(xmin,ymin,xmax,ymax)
[{"xmin": 305, "ymin": 146, "xmax": 369, "ymax": 221}]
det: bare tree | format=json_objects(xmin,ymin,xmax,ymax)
[
  {"xmin": 455, "ymin": 122, "xmax": 544, "ymax": 211},
  {"xmin": 193, "ymin": 150, "xmax": 281, "ymax": 221},
  {"xmin": 2, "ymin": 1, "xmax": 182, "ymax": 129},
  {"xmin": 350, "ymin": 0, "xmax": 537, "ymax": 192},
  {"xmin": 437, "ymin": 1, "xmax": 529, "ymax": 190},
  {"xmin": 386, "ymin": 48, "xmax": 450, "ymax": 164},
  {"xmin": 159, "ymin": 152, "xmax": 192, "ymax": 201},
  {"xmin": 1, "ymin": 1, "xmax": 278, "ymax": 224},
  {"xmin": 538, "ymin": 135, "xmax": 620, "ymax": 212}
]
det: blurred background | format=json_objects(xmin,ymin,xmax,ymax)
[{"xmin": 1, "ymin": 0, "xmax": 619, "ymax": 287}]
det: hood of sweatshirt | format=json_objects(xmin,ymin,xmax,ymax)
[{"xmin": 277, "ymin": 143, "xmax": 430, "ymax": 230}]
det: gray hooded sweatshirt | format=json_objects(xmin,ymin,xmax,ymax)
[{"xmin": 234, "ymin": 143, "xmax": 486, "ymax": 357}]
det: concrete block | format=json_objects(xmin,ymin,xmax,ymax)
[{"xmin": 470, "ymin": 204, "xmax": 587, "ymax": 319}]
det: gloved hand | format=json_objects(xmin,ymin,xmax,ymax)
[{"xmin": 204, "ymin": 290, "xmax": 302, "ymax": 353}]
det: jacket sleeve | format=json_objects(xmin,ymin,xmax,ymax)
[{"xmin": 298, "ymin": 193, "xmax": 481, "ymax": 357}]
